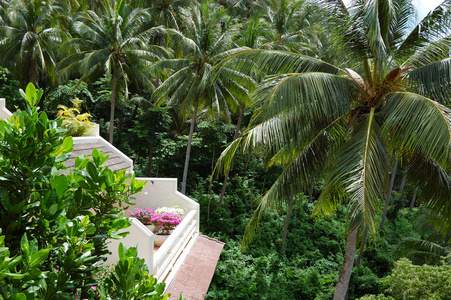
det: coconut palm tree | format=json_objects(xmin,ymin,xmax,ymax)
[
  {"xmin": 0, "ymin": 0, "xmax": 66, "ymax": 89},
  {"xmin": 152, "ymin": 1, "xmax": 254, "ymax": 195},
  {"xmin": 216, "ymin": 1, "xmax": 451, "ymax": 298},
  {"xmin": 146, "ymin": 0, "xmax": 194, "ymax": 30},
  {"xmin": 57, "ymin": 0, "xmax": 167, "ymax": 144},
  {"xmin": 256, "ymin": 0, "xmax": 304, "ymax": 51},
  {"xmin": 217, "ymin": 1, "xmax": 328, "ymax": 206}
]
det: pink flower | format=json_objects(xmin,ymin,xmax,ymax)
[{"xmin": 130, "ymin": 208, "xmax": 155, "ymax": 225}]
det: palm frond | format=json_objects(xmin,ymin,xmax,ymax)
[
  {"xmin": 408, "ymin": 58, "xmax": 451, "ymax": 104},
  {"xmin": 166, "ymin": 27, "xmax": 201, "ymax": 57},
  {"xmin": 315, "ymin": 108, "xmax": 388, "ymax": 232},
  {"xmin": 174, "ymin": 74, "xmax": 200, "ymax": 120},
  {"xmin": 241, "ymin": 117, "xmax": 347, "ymax": 249},
  {"xmin": 381, "ymin": 92, "xmax": 451, "ymax": 166},
  {"xmin": 398, "ymin": 237, "xmax": 450, "ymax": 258},
  {"xmin": 362, "ymin": 0, "xmax": 391, "ymax": 62},
  {"xmin": 403, "ymin": 36, "xmax": 451, "ymax": 69},
  {"xmin": 152, "ymin": 66, "xmax": 192, "ymax": 106},
  {"xmin": 396, "ymin": 0, "xmax": 451, "ymax": 61},
  {"xmin": 216, "ymin": 48, "xmax": 342, "ymax": 77},
  {"xmin": 146, "ymin": 59, "xmax": 190, "ymax": 75},
  {"xmin": 250, "ymin": 72, "xmax": 354, "ymax": 125},
  {"xmin": 402, "ymin": 152, "xmax": 451, "ymax": 236}
]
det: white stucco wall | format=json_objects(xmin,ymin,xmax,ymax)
[{"xmin": 127, "ymin": 178, "xmax": 200, "ymax": 217}]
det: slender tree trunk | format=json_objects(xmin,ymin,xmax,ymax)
[
  {"xmin": 218, "ymin": 104, "xmax": 245, "ymax": 207},
  {"xmin": 309, "ymin": 176, "xmax": 315, "ymax": 203},
  {"xmin": 207, "ymin": 146, "xmax": 215, "ymax": 224},
  {"xmin": 280, "ymin": 187, "xmax": 294, "ymax": 253},
  {"xmin": 208, "ymin": 146, "xmax": 215, "ymax": 197},
  {"xmin": 181, "ymin": 98, "xmax": 199, "ymax": 195},
  {"xmin": 147, "ymin": 143, "xmax": 153, "ymax": 177},
  {"xmin": 355, "ymin": 227, "xmax": 368, "ymax": 267},
  {"xmin": 333, "ymin": 226, "xmax": 359, "ymax": 300},
  {"xmin": 409, "ymin": 187, "xmax": 418, "ymax": 212},
  {"xmin": 380, "ymin": 161, "xmax": 398, "ymax": 230},
  {"xmin": 29, "ymin": 58, "xmax": 37, "ymax": 87},
  {"xmin": 261, "ymin": 173, "xmax": 267, "ymax": 195},
  {"xmin": 250, "ymin": 156, "xmax": 255, "ymax": 210},
  {"xmin": 109, "ymin": 70, "xmax": 118, "ymax": 144},
  {"xmin": 399, "ymin": 167, "xmax": 408, "ymax": 194},
  {"xmin": 244, "ymin": 147, "xmax": 251, "ymax": 172}
]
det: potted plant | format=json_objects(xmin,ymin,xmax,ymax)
[
  {"xmin": 129, "ymin": 208, "xmax": 156, "ymax": 232},
  {"xmin": 155, "ymin": 206, "xmax": 184, "ymax": 216},
  {"xmin": 153, "ymin": 212, "xmax": 183, "ymax": 246}
]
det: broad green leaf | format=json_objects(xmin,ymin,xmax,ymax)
[
  {"xmin": 52, "ymin": 175, "xmax": 68, "ymax": 198},
  {"xmin": 62, "ymin": 137, "xmax": 73, "ymax": 152}
]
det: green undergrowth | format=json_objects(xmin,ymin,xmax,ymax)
[{"xmin": 196, "ymin": 185, "xmax": 423, "ymax": 299}]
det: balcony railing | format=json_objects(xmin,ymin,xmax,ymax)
[{"xmin": 153, "ymin": 209, "xmax": 198, "ymax": 281}]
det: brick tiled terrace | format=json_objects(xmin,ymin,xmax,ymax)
[{"xmin": 165, "ymin": 235, "xmax": 225, "ymax": 300}]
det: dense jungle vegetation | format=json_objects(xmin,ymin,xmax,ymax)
[{"xmin": 1, "ymin": 0, "xmax": 451, "ymax": 299}]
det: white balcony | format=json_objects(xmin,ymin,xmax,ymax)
[{"xmin": 106, "ymin": 178, "xmax": 200, "ymax": 283}]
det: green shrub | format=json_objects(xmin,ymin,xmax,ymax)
[
  {"xmin": 94, "ymin": 243, "xmax": 170, "ymax": 299},
  {"xmin": 357, "ymin": 295, "xmax": 394, "ymax": 300},
  {"xmin": 383, "ymin": 258, "xmax": 451, "ymax": 300},
  {"xmin": 57, "ymin": 99, "xmax": 93, "ymax": 137}
]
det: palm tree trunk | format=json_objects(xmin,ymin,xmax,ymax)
[
  {"xmin": 208, "ymin": 146, "xmax": 215, "ymax": 197},
  {"xmin": 207, "ymin": 146, "xmax": 215, "ymax": 224},
  {"xmin": 399, "ymin": 166, "xmax": 408, "ymax": 194},
  {"xmin": 181, "ymin": 98, "xmax": 199, "ymax": 195},
  {"xmin": 280, "ymin": 187, "xmax": 294, "ymax": 253},
  {"xmin": 147, "ymin": 143, "xmax": 153, "ymax": 177},
  {"xmin": 333, "ymin": 226, "xmax": 359, "ymax": 300},
  {"xmin": 244, "ymin": 147, "xmax": 251, "ymax": 172},
  {"xmin": 355, "ymin": 227, "xmax": 368, "ymax": 267},
  {"xmin": 109, "ymin": 69, "xmax": 118, "ymax": 144},
  {"xmin": 29, "ymin": 58, "xmax": 37, "ymax": 87},
  {"xmin": 409, "ymin": 187, "xmax": 418, "ymax": 212},
  {"xmin": 218, "ymin": 103, "xmax": 245, "ymax": 207},
  {"xmin": 250, "ymin": 157, "xmax": 255, "ymax": 210},
  {"xmin": 380, "ymin": 160, "xmax": 398, "ymax": 230}
]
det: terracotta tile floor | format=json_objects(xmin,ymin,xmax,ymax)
[{"xmin": 165, "ymin": 235, "xmax": 225, "ymax": 300}]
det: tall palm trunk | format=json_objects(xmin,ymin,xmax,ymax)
[
  {"xmin": 29, "ymin": 58, "xmax": 37, "ymax": 87},
  {"xmin": 147, "ymin": 143, "xmax": 153, "ymax": 177},
  {"xmin": 409, "ymin": 187, "xmax": 419, "ymax": 212},
  {"xmin": 333, "ymin": 226, "xmax": 359, "ymax": 300},
  {"xmin": 109, "ymin": 69, "xmax": 118, "ymax": 144},
  {"xmin": 218, "ymin": 103, "xmax": 245, "ymax": 207},
  {"xmin": 398, "ymin": 167, "xmax": 408, "ymax": 194},
  {"xmin": 355, "ymin": 227, "xmax": 368, "ymax": 266},
  {"xmin": 380, "ymin": 161, "xmax": 398, "ymax": 230},
  {"xmin": 181, "ymin": 98, "xmax": 199, "ymax": 195}
]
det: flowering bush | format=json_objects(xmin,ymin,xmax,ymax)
[
  {"xmin": 130, "ymin": 208, "xmax": 155, "ymax": 225},
  {"xmin": 155, "ymin": 206, "xmax": 184, "ymax": 216},
  {"xmin": 153, "ymin": 212, "xmax": 183, "ymax": 235}
]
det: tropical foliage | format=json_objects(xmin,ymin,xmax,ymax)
[
  {"xmin": 215, "ymin": 0, "xmax": 451, "ymax": 298},
  {"xmin": 0, "ymin": 84, "xmax": 179, "ymax": 299},
  {"xmin": 0, "ymin": 0, "xmax": 450, "ymax": 299}
]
